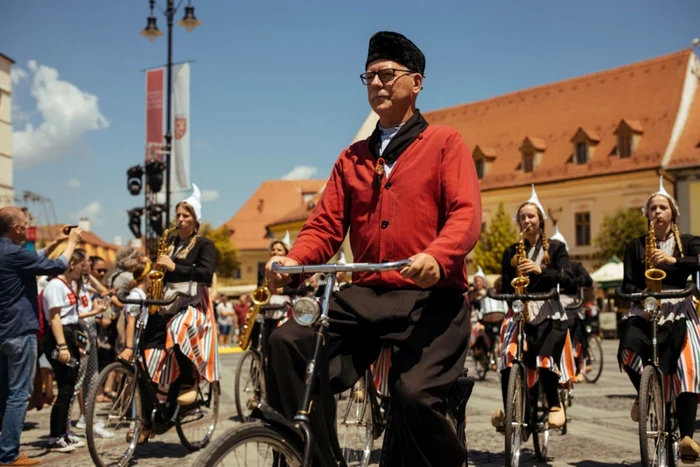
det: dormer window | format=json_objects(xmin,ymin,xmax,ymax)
[
  {"xmin": 522, "ymin": 151, "xmax": 535, "ymax": 173},
  {"xmin": 519, "ymin": 137, "xmax": 546, "ymax": 173},
  {"xmin": 575, "ymin": 142, "xmax": 588, "ymax": 165},
  {"xmin": 472, "ymin": 146, "xmax": 496, "ymax": 180},
  {"xmin": 570, "ymin": 127, "xmax": 599, "ymax": 165},
  {"xmin": 614, "ymin": 119, "xmax": 643, "ymax": 158}
]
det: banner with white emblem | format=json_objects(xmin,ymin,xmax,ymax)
[{"xmin": 172, "ymin": 62, "xmax": 190, "ymax": 193}]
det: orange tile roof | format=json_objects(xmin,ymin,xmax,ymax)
[
  {"xmin": 423, "ymin": 49, "xmax": 696, "ymax": 190},
  {"xmin": 223, "ymin": 180, "xmax": 326, "ymax": 250},
  {"xmin": 37, "ymin": 225, "xmax": 119, "ymax": 263},
  {"xmin": 268, "ymin": 192, "xmax": 323, "ymax": 226},
  {"xmin": 666, "ymin": 75, "xmax": 700, "ymax": 169}
]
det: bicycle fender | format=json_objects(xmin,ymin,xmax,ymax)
[{"xmin": 250, "ymin": 404, "xmax": 305, "ymax": 450}]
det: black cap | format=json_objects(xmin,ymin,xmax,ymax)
[{"xmin": 365, "ymin": 31, "xmax": 425, "ymax": 76}]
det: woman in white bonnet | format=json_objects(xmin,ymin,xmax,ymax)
[{"xmin": 617, "ymin": 177, "xmax": 700, "ymax": 459}]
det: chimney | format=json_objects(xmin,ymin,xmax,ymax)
[
  {"xmin": 78, "ymin": 217, "xmax": 91, "ymax": 232},
  {"xmin": 113, "ymin": 236, "xmax": 122, "ymax": 246}
]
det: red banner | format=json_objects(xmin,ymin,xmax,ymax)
[{"xmin": 146, "ymin": 68, "xmax": 165, "ymax": 162}]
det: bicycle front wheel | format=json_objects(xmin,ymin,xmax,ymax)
[
  {"xmin": 85, "ymin": 361, "xmax": 142, "ymax": 467},
  {"xmin": 336, "ymin": 376, "xmax": 373, "ymax": 467},
  {"xmin": 192, "ymin": 422, "xmax": 303, "ymax": 467},
  {"xmin": 584, "ymin": 334, "xmax": 604, "ymax": 383},
  {"xmin": 639, "ymin": 365, "xmax": 665, "ymax": 467},
  {"xmin": 505, "ymin": 364, "xmax": 525, "ymax": 467}
]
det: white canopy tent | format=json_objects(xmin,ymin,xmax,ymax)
[{"xmin": 590, "ymin": 256, "xmax": 624, "ymax": 289}]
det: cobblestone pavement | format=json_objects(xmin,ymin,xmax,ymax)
[{"xmin": 15, "ymin": 340, "xmax": 689, "ymax": 466}]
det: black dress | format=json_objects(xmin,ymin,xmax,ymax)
[
  {"xmin": 617, "ymin": 233, "xmax": 700, "ymax": 381},
  {"xmin": 142, "ymin": 235, "xmax": 217, "ymax": 350},
  {"xmin": 500, "ymin": 238, "xmax": 574, "ymax": 376}
]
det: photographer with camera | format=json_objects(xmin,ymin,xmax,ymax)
[{"xmin": 0, "ymin": 208, "xmax": 82, "ymax": 466}]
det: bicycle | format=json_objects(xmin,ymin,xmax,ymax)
[
  {"xmin": 194, "ymin": 259, "xmax": 475, "ymax": 467},
  {"xmin": 488, "ymin": 287, "xmax": 561, "ymax": 466},
  {"xmin": 615, "ymin": 285, "xmax": 697, "ymax": 467},
  {"xmin": 472, "ymin": 300, "xmax": 505, "ymax": 381},
  {"xmin": 85, "ymin": 293, "xmax": 220, "ymax": 467},
  {"xmin": 234, "ymin": 301, "xmax": 289, "ymax": 422}
]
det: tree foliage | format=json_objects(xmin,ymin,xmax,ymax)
[
  {"xmin": 594, "ymin": 207, "xmax": 647, "ymax": 267},
  {"xmin": 199, "ymin": 223, "xmax": 240, "ymax": 278},
  {"xmin": 473, "ymin": 202, "xmax": 518, "ymax": 274}
]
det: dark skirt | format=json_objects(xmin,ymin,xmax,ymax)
[
  {"xmin": 525, "ymin": 318, "xmax": 568, "ymax": 369},
  {"xmin": 618, "ymin": 316, "xmax": 686, "ymax": 376}
]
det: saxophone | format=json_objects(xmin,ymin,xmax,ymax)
[
  {"xmin": 511, "ymin": 225, "xmax": 532, "ymax": 322},
  {"xmin": 239, "ymin": 281, "xmax": 271, "ymax": 350},
  {"xmin": 644, "ymin": 220, "xmax": 667, "ymax": 294},
  {"xmin": 147, "ymin": 225, "xmax": 178, "ymax": 315}
]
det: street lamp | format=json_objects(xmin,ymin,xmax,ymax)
[{"xmin": 139, "ymin": 0, "xmax": 201, "ymax": 254}]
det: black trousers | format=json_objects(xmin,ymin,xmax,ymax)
[
  {"xmin": 45, "ymin": 325, "xmax": 80, "ymax": 439},
  {"xmin": 267, "ymin": 285, "xmax": 471, "ymax": 467}
]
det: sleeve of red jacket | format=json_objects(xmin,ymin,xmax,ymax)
[
  {"xmin": 287, "ymin": 152, "xmax": 350, "ymax": 267},
  {"xmin": 423, "ymin": 131, "xmax": 482, "ymax": 277}
]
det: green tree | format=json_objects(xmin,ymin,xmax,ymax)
[
  {"xmin": 199, "ymin": 223, "xmax": 240, "ymax": 278},
  {"xmin": 474, "ymin": 202, "xmax": 518, "ymax": 274},
  {"xmin": 594, "ymin": 206, "xmax": 647, "ymax": 267}
]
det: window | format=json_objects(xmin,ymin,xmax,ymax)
[
  {"xmin": 575, "ymin": 212, "xmax": 591, "ymax": 246},
  {"xmin": 575, "ymin": 142, "xmax": 588, "ymax": 165},
  {"xmin": 618, "ymin": 134, "xmax": 632, "ymax": 158},
  {"xmin": 475, "ymin": 158, "xmax": 485, "ymax": 179},
  {"xmin": 233, "ymin": 268, "xmax": 242, "ymax": 279},
  {"xmin": 522, "ymin": 152, "xmax": 535, "ymax": 173}
]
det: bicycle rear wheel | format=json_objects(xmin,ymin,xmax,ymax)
[
  {"xmin": 505, "ymin": 364, "xmax": 525, "ymax": 467},
  {"xmin": 532, "ymin": 382, "xmax": 550, "ymax": 461},
  {"xmin": 85, "ymin": 361, "xmax": 142, "ymax": 467},
  {"xmin": 584, "ymin": 334, "xmax": 604, "ymax": 383},
  {"xmin": 639, "ymin": 365, "xmax": 665, "ymax": 467},
  {"xmin": 193, "ymin": 422, "xmax": 303, "ymax": 467},
  {"xmin": 336, "ymin": 376, "xmax": 373, "ymax": 467},
  {"xmin": 176, "ymin": 379, "xmax": 220, "ymax": 451},
  {"xmin": 234, "ymin": 350, "xmax": 263, "ymax": 422}
]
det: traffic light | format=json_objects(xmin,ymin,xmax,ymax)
[
  {"xmin": 148, "ymin": 204, "xmax": 166, "ymax": 236},
  {"xmin": 127, "ymin": 165, "xmax": 144, "ymax": 195},
  {"xmin": 128, "ymin": 208, "xmax": 144, "ymax": 239},
  {"xmin": 145, "ymin": 160, "xmax": 165, "ymax": 193}
]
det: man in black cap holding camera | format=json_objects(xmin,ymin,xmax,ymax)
[{"xmin": 266, "ymin": 31, "xmax": 481, "ymax": 466}]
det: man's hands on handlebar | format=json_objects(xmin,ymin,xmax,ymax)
[{"xmin": 266, "ymin": 256, "xmax": 299, "ymax": 289}]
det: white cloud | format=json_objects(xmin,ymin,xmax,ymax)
[
  {"xmin": 201, "ymin": 189, "xmax": 219, "ymax": 202},
  {"xmin": 67, "ymin": 179, "xmax": 81, "ymax": 189},
  {"xmin": 12, "ymin": 61, "xmax": 109, "ymax": 168},
  {"xmin": 72, "ymin": 201, "xmax": 103, "ymax": 225},
  {"xmin": 281, "ymin": 166, "xmax": 318, "ymax": 180},
  {"xmin": 194, "ymin": 139, "xmax": 211, "ymax": 150},
  {"xmin": 11, "ymin": 67, "xmax": 27, "ymax": 85}
]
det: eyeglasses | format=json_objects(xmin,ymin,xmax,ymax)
[
  {"xmin": 96, "ymin": 269, "xmax": 108, "ymax": 274},
  {"xmin": 360, "ymin": 68, "xmax": 414, "ymax": 85}
]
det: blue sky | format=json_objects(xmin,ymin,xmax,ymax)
[{"xmin": 3, "ymin": 0, "xmax": 699, "ymax": 244}]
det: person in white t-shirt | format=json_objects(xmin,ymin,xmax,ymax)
[
  {"xmin": 216, "ymin": 295, "xmax": 236, "ymax": 347},
  {"xmin": 42, "ymin": 250, "xmax": 88, "ymax": 453},
  {"xmin": 117, "ymin": 262, "xmax": 152, "ymax": 364}
]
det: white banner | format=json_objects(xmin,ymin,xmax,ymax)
[{"xmin": 172, "ymin": 63, "xmax": 190, "ymax": 193}]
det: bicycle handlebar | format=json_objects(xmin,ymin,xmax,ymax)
[
  {"xmin": 117, "ymin": 293, "xmax": 180, "ymax": 307},
  {"xmin": 270, "ymin": 259, "xmax": 412, "ymax": 275},
  {"xmin": 487, "ymin": 288, "xmax": 559, "ymax": 302},
  {"xmin": 614, "ymin": 285, "xmax": 697, "ymax": 302}
]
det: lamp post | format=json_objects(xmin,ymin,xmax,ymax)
[{"xmin": 139, "ymin": 0, "xmax": 201, "ymax": 254}]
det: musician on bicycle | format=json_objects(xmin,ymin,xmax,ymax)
[
  {"xmin": 265, "ymin": 31, "xmax": 482, "ymax": 467},
  {"xmin": 491, "ymin": 185, "xmax": 575, "ymax": 432},
  {"xmin": 119, "ymin": 184, "xmax": 219, "ymax": 444},
  {"xmin": 617, "ymin": 177, "xmax": 700, "ymax": 459}
]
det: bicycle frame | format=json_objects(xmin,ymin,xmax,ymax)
[{"xmin": 264, "ymin": 260, "xmax": 412, "ymax": 467}]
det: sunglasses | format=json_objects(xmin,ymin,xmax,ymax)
[{"xmin": 96, "ymin": 268, "xmax": 108, "ymax": 274}]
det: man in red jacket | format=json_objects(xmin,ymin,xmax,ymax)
[{"xmin": 266, "ymin": 31, "xmax": 482, "ymax": 466}]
